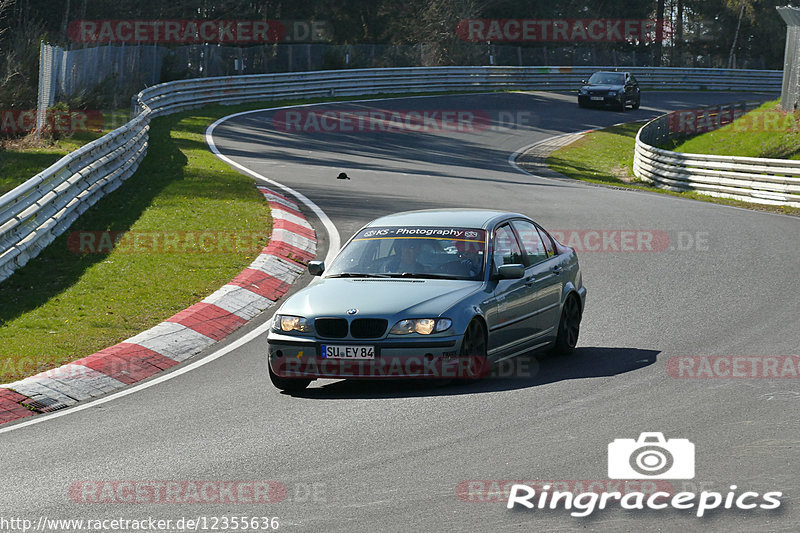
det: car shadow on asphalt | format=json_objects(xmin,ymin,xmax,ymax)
[{"xmin": 287, "ymin": 346, "xmax": 659, "ymax": 399}]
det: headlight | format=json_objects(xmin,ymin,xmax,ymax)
[
  {"xmin": 389, "ymin": 318, "xmax": 452, "ymax": 335},
  {"xmin": 579, "ymin": 88, "xmax": 588, "ymax": 94},
  {"xmin": 273, "ymin": 314, "xmax": 313, "ymax": 333}
]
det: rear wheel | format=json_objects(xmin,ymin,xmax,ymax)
[
  {"xmin": 552, "ymin": 296, "xmax": 582, "ymax": 355},
  {"xmin": 269, "ymin": 361, "xmax": 311, "ymax": 392}
]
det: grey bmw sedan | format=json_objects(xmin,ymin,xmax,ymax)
[{"xmin": 267, "ymin": 209, "xmax": 586, "ymax": 391}]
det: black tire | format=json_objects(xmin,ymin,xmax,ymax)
[
  {"xmin": 269, "ymin": 361, "xmax": 311, "ymax": 392},
  {"xmin": 617, "ymin": 99, "xmax": 626, "ymax": 112},
  {"xmin": 632, "ymin": 94, "xmax": 641, "ymax": 110},
  {"xmin": 458, "ymin": 319, "xmax": 490, "ymax": 380},
  {"xmin": 552, "ymin": 295, "xmax": 582, "ymax": 355}
]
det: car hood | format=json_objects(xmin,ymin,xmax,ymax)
[
  {"xmin": 277, "ymin": 278, "xmax": 482, "ymax": 318},
  {"xmin": 582, "ymin": 84, "xmax": 623, "ymax": 91}
]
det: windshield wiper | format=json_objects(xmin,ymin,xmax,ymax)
[
  {"xmin": 384, "ymin": 272, "xmax": 459, "ymax": 279},
  {"xmin": 326, "ymin": 273, "xmax": 392, "ymax": 278}
]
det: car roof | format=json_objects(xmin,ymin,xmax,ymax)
[{"xmin": 365, "ymin": 208, "xmax": 527, "ymax": 230}]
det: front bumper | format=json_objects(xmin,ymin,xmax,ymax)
[
  {"xmin": 267, "ymin": 332, "xmax": 479, "ymax": 379},
  {"xmin": 578, "ymin": 94, "xmax": 623, "ymax": 107}
]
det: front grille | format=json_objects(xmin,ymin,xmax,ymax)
[
  {"xmin": 350, "ymin": 318, "xmax": 388, "ymax": 339},
  {"xmin": 315, "ymin": 318, "xmax": 348, "ymax": 338}
]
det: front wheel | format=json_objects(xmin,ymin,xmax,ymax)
[
  {"xmin": 458, "ymin": 319, "xmax": 490, "ymax": 380},
  {"xmin": 632, "ymin": 94, "xmax": 641, "ymax": 110},
  {"xmin": 552, "ymin": 296, "xmax": 582, "ymax": 355},
  {"xmin": 269, "ymin": 361, "xmax": 311, "ymax": 392}
]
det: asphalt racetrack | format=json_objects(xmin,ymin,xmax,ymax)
[{"xmin": 1, "ymin": 91, "xmax": 798, "ymax": 532}]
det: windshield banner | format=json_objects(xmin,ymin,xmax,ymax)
[{"xmin": 356, "ymin": 227, "xmax": 486, "ymax": 242}]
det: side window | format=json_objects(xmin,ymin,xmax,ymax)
[
  {"xmin": 493, "ymin": 225, "xmax": 523, "ymax": 267},
  {"xmin": 511, "ymin": 220, "xmax": 548, "ymax": 266},
  {"xmin": 537, "ymin": 226, "xmax": 556, "ymax": 257}
]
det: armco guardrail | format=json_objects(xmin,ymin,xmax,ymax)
[
  {"xmin": 0, "ymin": 66, "xmax": 783, "ymax": 284},
  {"xmin": 0, "ymin": 114, "xmax": 149, "ymax": 282},
  {"xmin": 133, "ymin": 66, "xmax": 783, "ymax": 118},
  {"xmin": 633, "ymin": 102, "xmax": 800, "ymax": 208}
]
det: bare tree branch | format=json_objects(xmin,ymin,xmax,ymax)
[{"xmin": 0, "ymin": 0, "xmax": 17, "ymax": 39}]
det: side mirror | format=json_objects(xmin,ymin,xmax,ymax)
[
  {"xmin": 496, "ymin": 264, "xmax": 525, "ymax": 280},
  {"xmin": 308, "ymin": 261, "xmax": 325, "ymax": 276}
]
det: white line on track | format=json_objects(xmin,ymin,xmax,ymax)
[{"xmin": 206, "ymin": 108, "xmax": 341, "ymax": 264}]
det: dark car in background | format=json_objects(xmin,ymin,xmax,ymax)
[{"xmin": 578, "ymin": 71, "xmax": 641, "ymax": 111}]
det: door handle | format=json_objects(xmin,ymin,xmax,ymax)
[
  {"xmin": 552, "ymin": 265, "xmax": 563, "ymax": 274},
  {"xmin": 524, "ymin": 277, "xmax": 537, "ymax": 287}
]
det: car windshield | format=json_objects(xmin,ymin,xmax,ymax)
[
  {"xmin": 325, "ymin": 226, "xmax": 487, "ymax": 280},
  {"xmin": 588, "ymin": 72, "xmax": 624, "ymax": 85}
]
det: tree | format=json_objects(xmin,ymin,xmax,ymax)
[{"xmin": 655, "ymin": 0, "xmax": 665, "ymax": 66}]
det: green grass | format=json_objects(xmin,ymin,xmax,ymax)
[
  {"xmin": 669, "ymin": 100, "xmax": 800, "ymax": 160},
  {"xmin": 546, "ymin": 122, "xmax": 645, "ymax": 186},
  {"xmin": 0, "ymin": 105, "xmax": 273, "ymax": 383}
]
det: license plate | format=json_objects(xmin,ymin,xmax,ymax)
[
  {"xmin": 320, "ymin": 344, "xmax": 375, "ymax": 359},
  {"xmin": 590, "ymin": 96, "xmax": 603, "ymax": 101}
]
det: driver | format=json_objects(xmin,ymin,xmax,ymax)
[{"xmin": 385, "ymin": 239, "xmax": 427, "ymax": 273}]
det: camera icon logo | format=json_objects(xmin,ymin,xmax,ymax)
[{"xmin": 608, "ymin": 432, "xmax": 695, "ymax": 479}]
